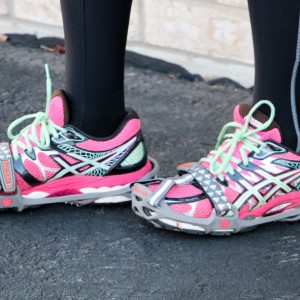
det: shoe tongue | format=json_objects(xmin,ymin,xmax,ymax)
[
  {"xmin": 48, "ymin": 90, "xmax": 69, "ymax": 127},
  {"xmin": 233, "ymin": 103, "xmax": 282, "ymax": 143}
]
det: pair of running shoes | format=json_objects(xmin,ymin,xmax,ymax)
[{"xmin": 0, "ymin": 65, "xmax": 299, "ymax": 235}]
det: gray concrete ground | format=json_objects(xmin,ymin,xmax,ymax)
[{"xmin": 0, "ymin": 42, "xmax": 299, "ymax": 299}]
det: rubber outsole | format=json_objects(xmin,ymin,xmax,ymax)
[
  {"xmin": 131, "ymin": 183, "xmax": 300, "ymax": 236},
  {"xmin": 134, "ymin": 211, "xmax": 300, "ymax": 236},
  {"xmin": 0, "ymin": 157, "xmax": 159, "ymax": 212}
]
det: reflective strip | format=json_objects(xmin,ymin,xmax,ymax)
[
  {"xmin": 149, "ymin": 179, "xmax": 174, "ymax": 206},
  {"xmin": 148, "ymin": 174, "xmax": 194, "ymax": 206},
  {"xmin": 0, "ymin": 142, "xmax": 16, "ymax": 193}
]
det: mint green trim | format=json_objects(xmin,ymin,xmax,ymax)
[{"xmin": 121, "ymin": 142, "xmax": 145, "ymax": 166}]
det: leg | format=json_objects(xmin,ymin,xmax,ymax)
[
  {"xmin": 248, "ymin": 0, "xmax": 300, "ymax": 151},
  {"xmin": 60, "ymin": 0, "xmax": 132, "ymax": 137}
]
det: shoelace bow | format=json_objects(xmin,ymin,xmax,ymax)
[
  {"xmin": 200, "ymin": 100, "xmax": 275, "ymax": 181},
  {"xmin": 7, "ymin": 64, "xmax": 65, "ymax": 160}
]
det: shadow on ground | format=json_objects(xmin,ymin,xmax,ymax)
[{"xmin": 0, "ymin": 43, "xmax": 299, "ymax": 299}]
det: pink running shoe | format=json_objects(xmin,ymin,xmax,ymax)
[
  {"xmin": 132, "ymin": 100, "xmax": 300, "ymax": 235},
  {"xmin": 0, "ymin": 65, "xmax": 158, "ymax": 211}
]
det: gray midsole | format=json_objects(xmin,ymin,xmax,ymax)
[{"xmin": 0, "ymin": 156, "xmax": 159, "ymax": 211}]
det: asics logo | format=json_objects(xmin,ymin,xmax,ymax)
[
  {"xmin": 2, "ymin": 160, "xmax": 13, "ymax": 190},
  {"xmin": 233, "ymin": 160, "xmax": 300, "ymax": 210},
  {"xmin": 52, "ymin": 136, "xmax": 137, "ymax": 179}
]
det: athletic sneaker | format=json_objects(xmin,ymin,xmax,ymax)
[
  {"xmin": 132, "ymin": 100, "xmax": 300, "ymax": 235},
  {"xmin": 0, "ymin": 65, "xmax": 158, "ymax": 211}
]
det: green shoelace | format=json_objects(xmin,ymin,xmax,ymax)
[
  {"xmin": 201, "ymin": 100, "xmax": 275, "ymax": 181},
  {"xmin": 7, "ymin": 64, "xmax": 65, "ymax": 160}
]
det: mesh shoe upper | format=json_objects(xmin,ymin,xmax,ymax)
[
  {"xmin": 5, "ymin": 90, "xmax": 149, "ymax": 193},
  {"xmin": 147, "ymin": 102, "xmax": 300, "ymax": 219}
]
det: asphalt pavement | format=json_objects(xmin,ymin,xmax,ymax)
[{"xmin": 0, "ymin": 42, "xmax": 299, "ymax": 300}]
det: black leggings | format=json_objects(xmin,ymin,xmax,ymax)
[
  {"xmin": 60, "ymin": 0, "xmax": 132, "ymax": 137},
  {"xmin": 61, "ymin": 0, "xmax": 300, "ymax": 152},
  {"xmin": 249, "ymin": 0, "xmax": 300, "ymax": 151}
]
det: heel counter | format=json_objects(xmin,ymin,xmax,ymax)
[
  {"xmin": 113, "ymin": 133, "xmax": 148, "ymax": 174},
  {"xmin": 121, "ymin": 140, "xmax": 147, "ymax": 167}
]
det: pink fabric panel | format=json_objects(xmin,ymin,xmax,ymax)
[
  {"xmin": 277, "ymin": 151, "xmax": 300, "ymax": 161},
  {"xmin": 193, "ymin": 199, "xmax": 212, "ymax": 218},
  {"xmin": 44, "ymin": 170, "xmax": 57, "ymax": 180},
  {"xmin": 170, "ymin": 203, "xmax": 192, "ymax": 214},
  {"xmin": 233, "ymin": 105, "xmax": 245, "ymax": 124},
  {"xmin": 49, "ymin": 96, "xmax": 65, "ymax": 126},
  {"xmin": 37, "ymin": 152, "xmax": 60, "ymax": 169},
  {"xmin": 257, "ymin": 128, "xmax": 281, "ymax": 143},
  {"xmin": 75, "ymin": 119, "xmax": 141, "ymax": 151},
  {"xmin": 225, "ymin": 186, "xmax": 240, "ymax": 202},
  {"xmin": 21, "ymin": 159, "xmax": 152, "ymax": 195},
  {"xmin": 59, "ymin": 154, "xmax": 79, "ymax": 165}
]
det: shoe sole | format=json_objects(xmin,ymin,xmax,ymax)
[
  {"xmin": 131, "ymin": 187, "xmax": 300, "ymax": 236},
  {"xmin": 0, "ymin": 157, "xmax": 159, "ymax": 212},
  {"xmin": 146, "ymin": 213, "xmax": 300, "ymax": 236}
]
